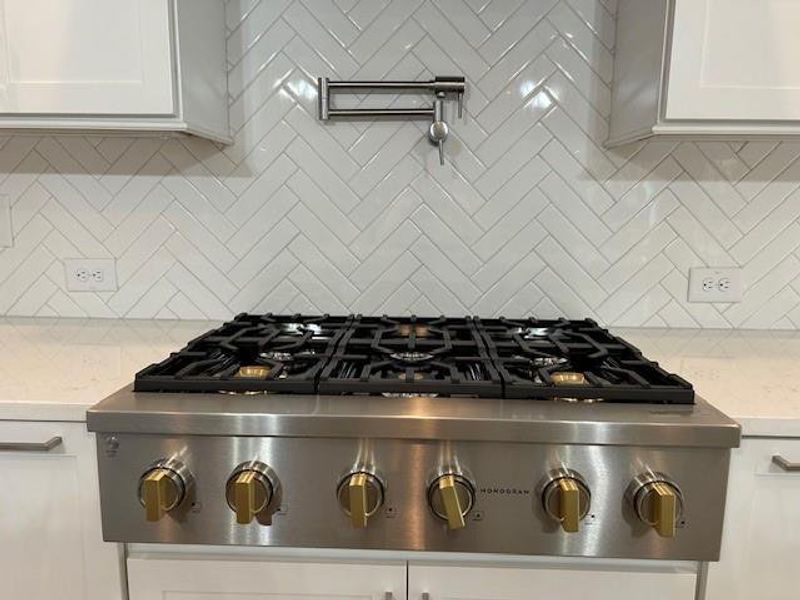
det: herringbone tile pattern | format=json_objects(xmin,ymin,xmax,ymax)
[{"xmin": 1, "ymin": 0, "xmax": 799, "ymax": 328}]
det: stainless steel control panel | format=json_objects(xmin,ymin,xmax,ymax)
[{"xmin": 95, "ymin": 433, "xmax": 730, "ymax": 561}]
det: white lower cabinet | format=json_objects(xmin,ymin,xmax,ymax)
[
  {"xmin": 128, "ymin": 556, "xmax": 408, "ymax": 600},
  {"xmin": 0, "ymin": 420, "xmax": 124, "ymax": 600},
  {"xmin": 705, "ymin": 438, "xmax": 800, "ymax": 600},
  {"xmin": 127, "ymin": 556, "xmax": 697, "ymax": 600},
  {"xmin": 409, "ymin": 563, "xmax": 697, "ymax": 600}
]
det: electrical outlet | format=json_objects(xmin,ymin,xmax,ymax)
[
  {"xmin": 688, "ymin": 267, "xmax": 743, "ymax": 303},
  {"xmin": 64, "ymin": 258, "xmax": 118, "ymax": 292}
]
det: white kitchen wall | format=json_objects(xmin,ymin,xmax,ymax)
[{"xmin": 0, "ymin": 0, "xmax": 799, "ymax": 328}]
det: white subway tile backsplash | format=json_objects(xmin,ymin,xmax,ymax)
[
  {"xmin": 0, "ymin": 0, "xmax": 800, "ymax": 327},
  {"xmin": 0, "ymin": 195, "xmax": 11, "ymax": 248}
]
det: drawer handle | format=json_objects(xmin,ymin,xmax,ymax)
[
  {"xmin": 0, "ymin": 436, "xmax": 63, "ymax": 452},
  {"xmin": 772, "ymin": 455, "xmax": 800, "ymax": 472}
]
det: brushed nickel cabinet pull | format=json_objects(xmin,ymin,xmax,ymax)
[
  {"xmin": 0, "ymin": 436, "xmax": 63, "ymax": 452},
  {"xmin": 772, "ymin": 455, "xmax": 800, "ymax": 472}
]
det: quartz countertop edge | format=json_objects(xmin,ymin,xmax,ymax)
[{"xmin": 0, "ymin": 318, "xmax": 797, "ymax": 438}]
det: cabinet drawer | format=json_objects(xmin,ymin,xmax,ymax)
[
  {"xmin": 751, "ymin": 438, "xmax": 800, "ymax": 475},
  {"xmin": 409, "ymin": 563, "xmax": 697, "ymax": 600},
  {"xmin": 128, "ymin": 556, "xmax": 407, "ymax": 600},
  {"xmin": 0, "ymin": 420, "xmax": 79, "ymax": 454}
]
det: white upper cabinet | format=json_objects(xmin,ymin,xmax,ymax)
[
  {"xmin": 0, "ymin": 0, "xmax": 174, "ymax": 115},
  {"xmin": 609, "ymin": 0, "xmax": 800, "ymax": 145},
  {"xmin": 0, "ymin": 0, "xmax": 230, "ymax": 142},
  {"xmin": 666, "ymin": 0, "xmax": 800, "ymax": 122}
]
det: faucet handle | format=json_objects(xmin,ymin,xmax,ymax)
[
  {"xmin": 429, "ymin": 122, "xmax": 448, "ymax": 166},
  {"xmin": 429, "ymin": 98, "xmax": 449, "ymax": 166}
]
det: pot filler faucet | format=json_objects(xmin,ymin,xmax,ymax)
[{"xmin": 317, "ymin": 76, "xmax": 466, "ymax": 166}]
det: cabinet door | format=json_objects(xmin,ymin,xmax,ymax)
[
  {"xmin": 0, "ymin": 0, "xmax": 174, "ymax": 114},
  {"xmin": 666, "ymin": 0, "xmax": 800, "ymax": 121},
  {"xmin": 128, "ymin": 556, "xmax": 407, "ymax": 600},
  {"xmin": 0, "ymin": 421, "xmax": 124, "ymax": 600},
  {"xmin": 705, "ymin": 438, "xmax": 800, "ymax": 600},
  {"xmin": 409, "ymin": 563, "xmax": 696, "ymax": 600}
]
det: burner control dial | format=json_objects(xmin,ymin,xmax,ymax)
[
  {"xmin": 336, "ymin": 471, "xmax": 384, "ymax": 528},
  {"xmin": 541, "ymin": 469, "xmax": 591, "ymax": 532},
  {"xmin": 138, "ymin": 459, "xmax": 191, "ymax": 522},
  {"xmin": 226, "ymin": 461, "xmax": 279, "ymax": 525},
  {"xmin": 629, "ymin": 473, "xmax": 684, "ymax": 538},
  {"xmin": 428, "ymin": 473, "xmax": 475, "ymax": 529}
]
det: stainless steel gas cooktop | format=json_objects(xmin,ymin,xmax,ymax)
[
  {"xmin": 88, "ymin": 314, "xmax": 739, "ymax": 562},
  {"xmin": 133, "ymin": 313, "xmax": 694, "ymax": 403}
]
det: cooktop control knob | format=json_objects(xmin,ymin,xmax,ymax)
[
  {"xmin": 428, "ymin": 473, "xmax": 475, "ymax": 529},
  {"xmin": 629, "ymin": 473, "xmax": 684, "ymax": 538},
  {"xmin": 226, "ymin": 461, "xmax": 279, "ymax": 525},
  {"xmin": 138, "ymin": 458, "xmax": 191, "ymax": 522},
  {"xmin": 541, "ymin": 469, "xmax": 591, "ymax": 532},
  {"xmin": 336, "ymin": 471, "xmax": 385, "ymax": 528}
]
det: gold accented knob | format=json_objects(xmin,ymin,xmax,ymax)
[
  {"xmin": 631, "ymin": 475, "xmax": 684, "ymax": 538},
  {"xmin": 558, "ymin": 479, "xmax": 580, "ymax": 532},
  {"xmin": 226, "ymin": 461, "xmax": 277, "ymax": 525},
  {"xmin": 651, "ymin": 482, "xmax": 678, "ymax": 538},
  {"xmin": 349, "ymin": 473, "xmax": 368, "ymax": 528},
  {"xmin": 541, "ymin": 470, "xmax": 591, "ymax": 533},
  {"xmin": 336, "ymin": 472, "xmax": 384, "ymax": 528},
  {"xmin": 138, "ymin": 461, "xmax": 189, "ymax": 522},
  {"xmin": 232, "ymin": 471, "xmax": 266, "ymax": 524},
  {"xmin": 428, "ymin": 473, "xmax": 475, "ymax": 530},
  {"xmin": 439, "ymin": 475, "xmax": 464, "ymax": 529}
]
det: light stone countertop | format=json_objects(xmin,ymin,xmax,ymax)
[
  {"xmin": 618, "ymin": 328, "xmax": 800, "ymax": 437},
  {"xmin": 0, "ymin": 318, "xmax": 796, "ymax": 437},
  {"xmin": 0, "ymin": 317, "xmax": 216, "ymax": 421}
]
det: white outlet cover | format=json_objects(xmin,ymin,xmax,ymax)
[
  {"xmin": 688, "ymin": 267, "xmax": 743, "ymax": 303},
  {"xmin": 64, "ymin": 258, "xmax": 118, "ymax": 292}
]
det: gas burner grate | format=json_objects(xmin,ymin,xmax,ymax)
[
  {"xmin": 476, "ymin": 317, "xmax": 694, "ymax": 403},
  {"xmin": 134, "ymin": 314, "xmax": 694, "ymax": 403},
  {"xmin": 134, "ymin": 314, "xmax": 351, "ymax": 394},
  {"xmin": 319, "ymin": 354, "xmax": 502, "ymax": 397},
  {"xmin": 317, "ymin": 315, "xmax": 501, "ymax": 397},
  {"xmin": 344, "ymin": 315, "xmax": 485, "ymax": 354}
]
